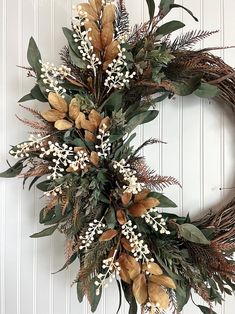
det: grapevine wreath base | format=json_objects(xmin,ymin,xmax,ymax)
[{"xmin": 1, "ymin": 1, "xmax": 235, "ymax": 313}]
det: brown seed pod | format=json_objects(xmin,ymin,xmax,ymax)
[
  {"xmin": 121, "ymin": 192, "xmax": 132, "ymax": 206},
  {"xmin": 48, "ymin": 92, "xmax": 68, "ymax": 113},
  {"xmin": 81, "ymin": 119, "xmax": 97, "ymax": 132},
  {"xmin": 134, "ymin": 189, "xmax": 151, "ymax": 203},
  {"xmin": 88, "ymin": 109, "xmax": 102, "ymax": 127},
  {"xmin": 75, "ymin": 112, "xmax": 86, "ymax": 129},
  {"xmin": 54, "ymin": 119, "xmax": 73, "ymax": 131},
  {"xmin": 69, "ymin": 99, "xmax": 80, "ymax": 120},
  {"xmin": 116, "ymin": 209, "xmax": 127, "ymax": 225},
  {"xmin": 41, "ymin": 109, "xmax": 66, "ymax": 122},
  {"xmin": 132, "ymin": 273, "xmax": 148, "ymax": 305}
]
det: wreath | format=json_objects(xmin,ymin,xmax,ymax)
[{"xmin": 1, "ymin": 1, "xmax": 235, "ymax": 313}]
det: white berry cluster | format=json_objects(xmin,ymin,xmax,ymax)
[
  {"xmin": 122, "ymin": 220, "xmax": 154, "ymax": 264},
  {"xmin": 95, "ymin": 252, "xmax": 121, "ymax": 296},
  {"xmin": 72, "ymin": 14, "xmax": 101, "ymax": 76},
  {"xmin": 39, "ymin": 142, "xmax": 89, "ymax": 180},
  {"xmin": 95, "ymin": 124, "xmax": 111, "ymax": 158},
  {"xmin": 40, "ymin": 61, "xmax": 71, "ymax": 96},
  {"xmin": 44, "ymin": 183, "xmax": 64, "ymax": 197},
  {"xmin": 10, "ymin": 134, "xmax": 50, "ymax": 158},
  {"xmin": 113, "ymin": 159, "xmax": 144, "ymax": 194},
  {"xmin": 79, "ymin": 218, "xmax": 106, "ymax": 250},
  {"xmin": 141, "ymin": 209, "xmax": 170, "ymax": 235},
  {"xmin": 104, "ymin": 46, "xmax": 136, "ymax": 92}
]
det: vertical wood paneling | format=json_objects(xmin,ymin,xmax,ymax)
[{"xmin": 0, "ymin": 1, "xmax": 235, "ymax": 314}]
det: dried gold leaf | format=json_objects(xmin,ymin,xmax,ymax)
[
  {"xmin": 149, "ymin": 275, "xmax": 176, "ymax": 289},
  {"xmin": 77, "ymin": 3, "xmax": 98, "ymax": 21},
  {"xmin": 88, "ymin": 109, "xmax": 102, "ymax": 127},
  {"xmin": 143, "ymin": 263, "xmax": 163, "ymax": 276},
  {"xmin": 85, "ymin": 21, "xmax": 102, "ymax": 51},
  {"xmin": 134, "ymin": 189, "xmax": 151, "ymax": 203},
  {"xmin": 121, "ymin": 237, "xmax": 132, "ymax": 252},
  {"xmin": 103, "ymin": 40, "xmax": 120, "ymax": 69},
  {"xmin": 81, "ymin": 119, "xmax": 97, "ymax": 132},
  {"xmin": 90, "ymin": 151, "xmax": 100, "ymax": 167},
  {"xmin": 100, "ymin": 116, "xmax": 111, "ymax": 130},
  {"xmin": 48, "ymin": 92, "xmax": 68, "ymax": 113},
  {"xmin": 99, "ymin": 229, "xmax": 118, "ymax": 242},
  {"xmin": 132, "ymin": 274, "xmax": 148, "ymax": 305},
  {"xmin": 101, "ymin": 23, "xmax": 114, "ymax": 48},
  {"xmin": 69, "ymin": 98, "xmax": 80, "ymax": 120},
  {"xmin": 74, "ymin": 147, "xmax": 87, "ymax": 153},
  {"xmin": 102, "ymin": 3, "xmax": 115, "ymax": 25},
  {"xmin": 116, "ymin": 209, "xmax": 127, "ymax": 225},
  {"xmin": 121, "ymin": 192, "xmax": 132, "ymax": 206},
  {"xmin": 148, "ymin": 283, "xmax": 170, "ymax": 310},
  {"xmin": 128, "ymin": 203, "xmax": 147, "ymax": 217},
  {"xmin": 54, "ymin": 119, "xmax": 73, "ymax": 131},
  {"xmin": 140, "ymin": 198, "xmax": 160, "ymax": 209},
  {"xmin": 89, "ymin": 0, "xmax": 102, "ymax": 15},
  {"xmin": 119, "ymin": 268, "xmax": 131, "ymax": 284},
  {"xmin": 41, "ymin": 109, "xmax": 66, "ymax": 122},
  {"xmin": 75, "ymin": 112, "xmax": 86, "ymax": 129},
  {"xmin": 85, "ymin": 130, "xmax": 96, "ymax": 142},
  {"xmin": 118, "ymin": 253, "xmax": 141, "ymax": 280}
]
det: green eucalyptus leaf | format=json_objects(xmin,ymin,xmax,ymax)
[
  {"xmin": 69, "ymin": 46, "xmax": 86, "ymax": 69},
  {"xmin": 146, "ymin": 0, "xmax": 155, "ymax": 21},
  {"xmin": 148, "ymin": 192, "xmax": 177, "ymax": 208},
  {"xmin": 39, "ymin": 207, "xmax": 55, "ymax": 224},
  {"xmin": 77, "ymin": 281, "xmax": 85, "ymax": 303},
  {"xmin": 63, "ymin": 27, "xmax": 84, "ymax": 65},
  {"xmin": 159, "ymin": 0, "xmax": 174, "ymax": 17},
  {"xmin": 170, "ymin": 4, "xmax": 199, "ymax": 22},
  {"xmin": 102, "ymin": 91, "xmax": 123, "ymax": 115},
  {"xmin": 31, "ymin": 84, "xmax": 48, "ymax": 102},
  {"xmin": 197, "ymin": 305, "xmax": 217, "ymax": 314},
  {"xmin": 0, "ymin": 160, "xmax": 24, "ymax": 178},
  {"xmin": 30, "ymin": 224, "xmax": 58, "ymax": 238},
  {"xmin": 172, "ymin": 75, "xmax": 202, "ymax": 96},
  {"xmin": 178, "ymin": 223, "xmax": 210, "ymax": 245},
  {"xmin": 194, "ymin": 83, "xmax": 220, "ymax": 98},
  {"xmin": 155, "ymin": 21, "xmax": 185, "ymax": 37},
  {"xmin": 36, "ymin": 180, "xmax": 52, "ymax": 192},
  {"xmin": 175, "ymin": 284, "xmax": 190, "ymax": 312},
  {"xmin": 105, "ymin": 207, "xmax": 116, "ymax": 229},
  {"xmin": 53, "ymin": 253, "xmax": 77, "ymax": 274},
  {"xmin": 18, "ymin": 93, "xmax": 34, "ymax": 102},
  {"xmin": 27, "ymin": 37, "xmax": 42, "ymax": 77},
  {"xmin": 126, "ymin": 110, "xmax": 159, "ymax": 133},
  {"xmin": 89, "ymin": 277, "xmax": 102, "ymax": 312}
]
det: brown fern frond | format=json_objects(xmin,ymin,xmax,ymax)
[
  {"xmin": 22, "ymin": 163, "xmax": 51, "ymax": 178},
  {"xmin": 170, "ymin": 30, "xmax": 218, "ymax": 51},
  {"xmin": 65, "ymin": 238, "xmax": 76, "ymax": 261},
  {"xmin": 19, "ymin": 104, "xmax": 43, "ymax": 119},
  {"xmin": 16, "ymin": 115, "xmax": 52, "ymax": 132},
  {"xmin": 132, "ymin": 158, "xmax": 181, "ymax": 190}
]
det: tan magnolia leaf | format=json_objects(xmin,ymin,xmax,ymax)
[
  {"xmin": 81, "ymin": 119, "xmax": 97, "ymax": 132},
  {"xmin": 119, "ymin": 268, "xmax": 131, "ymax": 284},
  {"xmin": 116, "ymin": 209, "xmax": 127, "ymax": 225},
  {"xmin": 118, "ymin": 253, "xmax": 141, "ymax": 280},
  {"xmin": 100, "ymin": 116, "xmax": 111, "ymax": 130},
  {"xmin": 74, "ymin": 147, "xmax": 86, "ymax": 153},
  {"xmin": 103, "ymin": 41, "xmax": 120, "ymax": 70},
  {"xmin": 140, "ymin": 198, "xmax": 160, "ymax": 209},
  {"xmin": 41, "ymin": 109, "xmax": 66, "ymax": 122},
  {"xmin": 128, "ymin": 203, "xmax": 147, "ymax": 217},
  {"xmin": 54, "ymin": 119, "xmax": 73, "ymax": 131},
  {"xmin": 89, "ymin": 0, "xmax": 102, "ymax": 15},
  {"xmin": 102, "ymin": 3, "xmax": 115, "ymax": 25},
  {"xmin": 88, "ymin": 109, "xmax": 102, "ymax": 127},
  {"xmin": 85, "ymin": 130, "xmax": 96, "ymax": 142},
  {"xmin": 77, "ymin": 3, "xmax": 98, "ymax": 21},
  {"xmin": 69, "ymin": 99, "xmax": 80, "ymax": 120},
  {"xmin": 121, "ymin": 237, "xmax": 132, "ymax": 252},
  {"xmin": 143, "ymin": 263, "xmax": 163, "ymax": 276},
  {"xmin": 48, "ymin": 92, "xmax": 68, "ymax": 113},
  {"xmin": 134, "ymin": 189, "xmax": 151, "ymax": 203},
  {"xmin": 121, "ymin": 192, "xmax": 132, "ymax": 206},
  {"xmin": 99, "ymin": 229, "xmax": 118, "ymax": 242},
  {"xmin": 75, "ymin": 112, "xmax": 86, "ymax": 129},
  {"xmin": 90, "ymin": 151, "xmax": 100, "ymax": 167},
  {"xmin": 101, "ymin": 23, "xmax": 114, "ymax": 48},
  {"xmin": 85, "ymin": 21, "xmax": 102, "ymax": 51},
  {"xmin": 149, "ymin": 275, "xmax": 176, "ymax": 289},
  {"xmin": 132, "ymin": 273, "xmax": 148, "ymax": 305},
  {"xmin": 148, "ymin": 283, "xmax": 170, "ymax": 310}
]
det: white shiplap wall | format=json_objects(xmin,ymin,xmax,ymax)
[{"xmin": 0, "ymin": 0, "xmax": 235, "ymax": 313}]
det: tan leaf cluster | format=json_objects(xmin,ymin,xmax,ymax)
[
  {"xmin": 99, "ymin": 229, "xmax": 118, "ymax": 242},
  {"xmin": 127, "ymin": 189, "xmax": 160, "ymax": 217}
]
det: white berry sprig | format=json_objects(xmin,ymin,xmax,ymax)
[
  {"xmin": 79, "ymin": 218, "xmax": 106, "ymax": 251},
  {"xmin": 141, "ymin": 209, "xmax": 170, "ymax": 235},
  {"xmin": 95, "ymin": 124, "xmax": 111, "ymax": 159}
]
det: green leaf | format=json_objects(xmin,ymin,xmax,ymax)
[
  {"xmin": 27, "ymin": 37, "xmax": 42, "ymax": 77},
  {"xmin": 63, "ymin": 27, "xmax": 84, "ymax": 66},
  {"xmin": 178, "ymin": 223, "xmax": 210, "ymax": 245},
  {"xmin": 102, "ymin": 91, "xmax": 123, "ymax": 115},
  {"xmin": 31, "ymin": 84, "xmax": 48, "ymax": 102},
  {"xmin": 146, "ymin": 0, "xmax": 155, "ymax": 21},
  {"xmin": 194, "ymin": 83, "xmax": 220, "ymax": 98},
  {"xmin": 0, "ymin": 160, "xmax": 24, "ymax": 178},
  {"xmin": 170, "ymin": 4, "xmax": 199, "ymax": 22},
  {"xmin": 148, "ymin": 192, "xmax": 177, "ymax": 208},
  {"xmin": 155, "ymin": 21, "xmax": 185, "ymax": 37},
  {"xmin": 126, "ymin": 110, "xmax": 159, "ymax": 133},
  {"xmin": 175, "ymin": 284, "xmax": 190, "ymax": 312},
  {"xmin": 69, "ymin": 46, "xmax": 86, "ymax": 69},
  {"xmin": 116, "ymin": 279, "xmax": 122, "ymax": 314},
  {"xmin": 172, "ymin": 75, "xmax": 202, "ymax": 96},
  {"xmin": 197, "ymin": 305, "xmax": 217, "ymax": 314},
  {"xmin": 88, "ymin": 277, "xmax": 102, "ymax": 312},
  {"xmin": 53, "ymin": 252, "xmax": 77, "ymax": 273},
  {"xmin": 36, "ymin": 180, "xmax": 52, "ymax": 192},
  {"xmin": 30, "ymin": 224, "xmax": 58, "ymax": 238},
  {"xmin": 18, "ymin": 93, "xmax": 34, "ymax": 102},
  {"xmin": 105, "ymin": 207, "xmax": 116, "ymax": 229},
  {"xmin": 77, "ymin": 281, "xmax": 85, "ymax": 303},
  {"xmin": 159, "ymin": 0, "xmax": 174, "ymax": 17}
]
